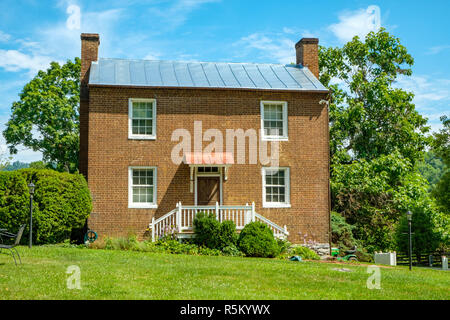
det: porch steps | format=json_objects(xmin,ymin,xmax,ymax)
[{"xmin": 149, "ymin": 202, "xmax": 289, "ymax": 241}]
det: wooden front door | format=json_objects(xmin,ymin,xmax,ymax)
[{"xmin": 197, "ymin": 177, "xmax": 220, "ymax": 205}]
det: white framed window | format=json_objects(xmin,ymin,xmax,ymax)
[
  {"xmin": 128, "ymin": 98, "xmax": 156, "ymax": 140},
  {"xmin": 260, "ymin": 101, "xmax": 288, "ymax": 140},
  {"xmin": 128, "ymin": 167, "xmax": 157, "ymax": 208},
  {"xmin": 262, "ymin": 167, "xmax": 290, "ymax": 208}
]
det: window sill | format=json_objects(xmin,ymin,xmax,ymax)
[
  {"xmin": 262, "ymin": 203, "xmax": 291, "ymax": 209},
  {"xmin": 128, "ymin": 135, "xmax": 156, "ymax": 140},
  {"xmin": 261, "ymin": 136, "xmax": 288, "ymax": 142},
  {"xmin": 128, "ymin": 204, "xmax": 158, "ymax": 209}
]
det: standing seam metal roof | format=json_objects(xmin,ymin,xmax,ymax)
[{"xmin": 88, "ymin": 58, "xmax": 328, "ymax": 91}]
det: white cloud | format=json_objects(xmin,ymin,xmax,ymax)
[
  {"xmin": 36, "ymin": 8, "xmax": 123, "ymax": 60},
  {"xmin": 282, "ymin": 27, "xmax": 295, "ymax": 35},
  {"xmin": 149, "ymin": 0, "xmax": 221, "ymax": 29},
  {"xmin": 282, "ymin": 27, "xmax": 317, "ymax": 38},
  {"xmin": 0, "ymin": 30, "xmax": 11, "ymax": 42},
  {"xmin": 235, "ymin": 33, "xmax": 295, "ymax": 64},
  {"xmin": 395, "ymin": 75, "xmax": 450, "ymax": 132},
  {"xmin": 426, "ymin": 45, "xmax": 450, "ymax": 55},
  {"xmin": 0, "ymin": 114, "xmax": 42, "ymax": 163},
  {"xmin": 0, "ymin": 49, "xmax": 53, "ymax": 74},
  {"xmin": 144, "ymin": 53, "xmax": 161, "ymax": 60},
  {"xmin": 328, "ymin": 5, "xmax": 381, "ymax": 43},
  {"xmin": 396, "ymin": 75, "xmax": 450, "ymax": 106}
]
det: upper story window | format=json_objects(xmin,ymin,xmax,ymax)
[
  {"xmin": 260, "ymin": 101, "xmax": 288, "ymax": 140},
  {"xmin": 129, "ymin": 98, "xmax": 156, "ymax": 140},
  {"xmin": 128, "ymin": 167, "xmax": 157, "ymax": 208},
  {"xmin": 262, "ymin": 167, "xmax": 290, "ymax": 208}
]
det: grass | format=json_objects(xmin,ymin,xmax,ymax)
[{"xmin": 0, "ymin": 245, "xmax": 449, "ymax": 300}]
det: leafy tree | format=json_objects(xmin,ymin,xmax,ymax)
[
  {"xmin": 429, "ymin": 115, "xmax": 450, "ymax": 248},
  {"xmin": 320, "ymin": 29, "xmax": 442, "ymax": 253},
  {"xmin": 395, "ymin": 208, "xmax": 440, "ymax": 261},
  {"xmin": 29, "ymin": 161, "xmax": 49, "ymax": 170},
  {"xmin": 417, "ymin": 151, "xmax": 445, "ymax": 188},
  {"xmin": 432, "ymin": 115, "xmax": 450, "ymax": 165},
  {"xmin": 3, "ymin": 58, "xmax": 81, "ymax": 173},
  {"xmin": 433, "ymin": 171, "xmax": 450, "ymax": 213},
  {"xmin": 431, "ymin": 115, "xmax": 450, "ymax": 212},
  {"xmin": 319, "ymin": 29, "xmax": 430, "ymax": 165},
  {"xmin": 332, "ymin": 152, "xmax": 441, "ymax": 252}
]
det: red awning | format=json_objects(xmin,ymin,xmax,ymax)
[{"xmin": 183, "ymin": 152, "xmax": 234, "ymax": 165}]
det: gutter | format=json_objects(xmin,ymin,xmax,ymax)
[{"xmin": 88, "ymin": 83, "xmax": 330, "ymax": 94}]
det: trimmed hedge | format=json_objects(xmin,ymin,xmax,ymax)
[
  {"xmin": 193, "ymin": 212, "xmax": 238, "ymax": 250},
  {"xmin": 238, "ymin": 222, "xmax": 279, "ymax": 258},
  {"xmin": 0, "ymin": 169, "xmax": 92, "ymax": 244}
]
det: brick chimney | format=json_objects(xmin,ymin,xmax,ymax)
[
  {"xmin": 79, "ymin": 33, "xmax": 99, "ymax": 178},
  {"xmin": 295, "ymin": 38, "xmax": 319, "ymax": 79},
  {"xmin": 80, "ymin": 33, "xmax": 100, "ymax": 100}
]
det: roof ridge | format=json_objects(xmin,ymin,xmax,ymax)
[{"xmin": 97, "ymin": 57, "xmax": 301, "ymax": 68}]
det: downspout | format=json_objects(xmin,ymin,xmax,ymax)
[{"xmin": 320, "ymin": 96, "xmax": 332, "ymax": 256}]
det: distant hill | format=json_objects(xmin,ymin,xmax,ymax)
[{"xmin": 2, "ymin": 161, "xmax": 30, "ymax": 171}]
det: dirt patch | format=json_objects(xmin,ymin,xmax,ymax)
[{"xmin": 312, "ymin": 260, "xmax": 395, "ymax": 269}]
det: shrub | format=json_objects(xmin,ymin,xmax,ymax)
[
  {"xmin": 156, "ymin": 239, "xmax": 198, "ymax": 254},
  {"xmin": 193, "ymin": 211, "xmax": 221, "ymax": 249},
  {"xmin": 99, "ymin": 236, "xmax": 224, "ymax": 256},
  {"xmin": 222, "ymin": 244, "xmax": 245, "ymax": 257},
  {"xmin": 290, "ymin": 246, "xmax": 320, "ymax": 260},
  {"xmin": 0, "ymin": 169, "xmax": 92, "ymax": 244},
  {"xmin": 276, "ymin": 238, "xmax": 291, "ymax": 256},
  {"xmin": 237, "ymin": 222, "xmax": 279, "ymax": 258},
  {"xmin": 331, "ymin": 211, "xmax": 356, "ymax": 250},
  {"xmin": 193, "ymin": 212, "xmax": 238, "ymax": 250},
  {"xmin": 218, "ymin": 220, "xmax": 238, "ymax": 248},
  {"xmin": 197, "ymin": 246, "xmax": 223, "ymax": 256}
]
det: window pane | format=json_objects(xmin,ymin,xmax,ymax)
[
  {"xmin": 264, "ymin": 169, "xmax": 287, "ymax": 203},
  {"xmin": 133, "ymin": 186, "xmax": 153, "ymax": 203},
  {"xmin": 132, "ymin": 119, "xmax": 153, "ymax": 135},
  {"xmin": 198, "ymin": 166, "xmax": 219, "ymax": 173},
  {"xmin": 263, "ymin": 104, "xmax": 284, "ymax": 137},
  {"xmin": 132, "ymin": 169, "xmax": 155, "ymax": 203},
  {"xmin": 131, "ymin": 101, "xmax": 154, "ymax": 136},
  {"xmin": 132, "ymin": 102, "xmax": 153, "ymax": 118}
]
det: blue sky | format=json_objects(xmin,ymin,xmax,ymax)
[{"xmin": 0, "ymin": 0, "xmax": 449, "ymax": 162}]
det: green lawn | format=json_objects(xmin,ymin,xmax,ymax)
[{"xmin": 0, "ymin": 246, "xmax": 448, "ymax": 300}]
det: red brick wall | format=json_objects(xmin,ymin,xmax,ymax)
[
  {"xmin": 86, "ymin": 86, "xmax": 330, "ymax": 244},
  {"xmin": 79, "ymin": 34, "xmax": 99, "ymax": 177},
  {"xmin": 296, "ymin": 38, "xmax": 319, "ymax": 78}
]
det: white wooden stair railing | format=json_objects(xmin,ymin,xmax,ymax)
[{"xmin": 149, "ymin": 202, "xmax": 289, "ymax": 241}]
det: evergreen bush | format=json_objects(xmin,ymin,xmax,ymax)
[
  {"xmin": 237, "ymin": 222, "xmax": 279, "ymax": 258},
  {"xmin": 0, "ymin": 169, "xmax": 92, "ymax": 244}
]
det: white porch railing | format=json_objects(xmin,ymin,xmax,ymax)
[{"xmin": 149, "ymin": 202, "xmax": 289, "ymax": 241}]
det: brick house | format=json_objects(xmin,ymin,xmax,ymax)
[{"xmin": 80, "ymin": 33, "xmax": 330, "ymax": 247}]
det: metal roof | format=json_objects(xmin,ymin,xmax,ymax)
[{"xmin": 88, "ymin": 58, "xmax": 328, "ymax": 92}]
